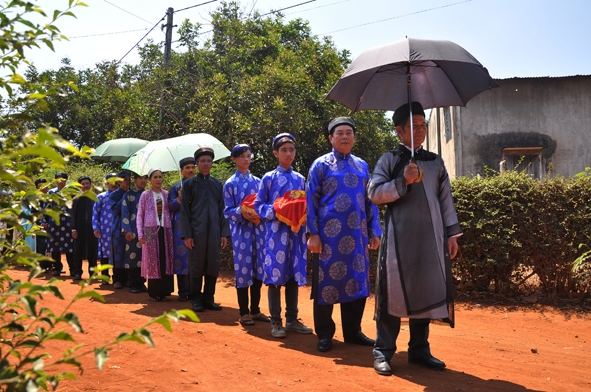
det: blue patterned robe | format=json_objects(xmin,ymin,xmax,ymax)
[
  {"xmin": 307, "ymin": 149, "xmax": 382, "ymax": 305},
  {"xmin": 45, "ymin": 187, "xmax": 74, "ymax": 253},
  {"xmin": 109, "ymin": 188, "xmax": 127, "ymax": 268},
  {"xmin": 223, "ymin": 170, "xmax": 266, "ymax": 288},
  {"xmin": 92, "ymin": 190, "xmax": 113, "ymax": 259},
  {"xmin": 254, "ymin": 166, "xmax": 307, "ymax": 286},
  {"xmin": 168, "ymin": 181, "xmax": 190, "ymax": 275},
  {"xmin": 121, "ymin": 188, "xmax": 143, "ymax": 269}
]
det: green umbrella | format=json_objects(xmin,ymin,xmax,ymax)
[
  {"xmin": 121, "ymin": 133, "xmax": 231, "ymax": 176},
  {"xmin": 91, "ymin": 138, "xmax": 149, "ymax": 163}
]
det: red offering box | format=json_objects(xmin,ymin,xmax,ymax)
[
  {"xmin": 273, "ymin": 190, "xmax": 307, "ymax": 232},
  {"xmin": 240, "ymin": 193, "xmax": 261, "ymax": 225}
]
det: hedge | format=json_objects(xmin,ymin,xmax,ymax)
[{"xmin": 452, "ymin": 169, "xmax": 591, "ymax": 297}]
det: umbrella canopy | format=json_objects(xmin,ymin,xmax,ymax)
[
  {"xmin": 326, "ymin": 37, "xmax": 499, "ymax": 112},
  {"xmin": 121, "ymin": 133, "xmax": 231, "ymax": 176},
  {"xmin": 90, "ymin": 138, "xmax": 149, "ymax": 163}
]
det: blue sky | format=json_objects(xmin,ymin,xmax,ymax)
[{"xmin": 24, "ymin": 0, "xmax": 591, "ymax": 79}]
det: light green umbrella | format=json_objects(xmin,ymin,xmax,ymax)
[
  {"xmin": 91, "ymin": 138, "xmax": 149, "ymax": 163},
  {"xmin": 121, "ymin": 133, "xmax": 231, "ymax": 176}
]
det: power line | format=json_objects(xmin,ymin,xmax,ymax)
[
  {"xmin": 118, "ymin": 15, "xmax": 166, "ymax": 63},
  {"xmin": 322, "ymin": 0, "xmax": 473, "ymax": 35},
  {"xmin": 70, "ymin": 28, "xmax": 149, "ymax": 39},
  {"xmin": 175, "ymin": 0, "xmax": 218, "ymax": 13},
  {"xmin": 284, "ymin": 0, "xmax": 352, "ymax": 16},
  {"xmin": 260, "ymin": 0, "xmax": 317, "ymax": 17},
  {"xmin": 190, "ymin": 0, "xmax": 318, "ymax": 39},
  {"xmin": 102, "ymin": 0, "xmax": 153, "ymax": 25}
]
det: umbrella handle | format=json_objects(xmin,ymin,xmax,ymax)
[{"xmin": 410, "ymin": 157, "xmax": 424, "ymax": 183}]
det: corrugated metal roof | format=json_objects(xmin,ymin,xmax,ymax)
[{"xmin": 495, "ymin": 75, "xmax": 591, "ymax": 81}]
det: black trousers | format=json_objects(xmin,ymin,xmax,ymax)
[
  {"xmin": 189, "ymin": 274, "xmax": 217, "ymax": 304},
  {"xmin": 51, "ymin": 252, "xmax": 73, "ymax": 274},
  {"xmin": 128, "ymin": 267, "xmax": 144, "ymax": 290},
  {"xmin": 177, "ymin": 274, "xmax": 190, "ymax": 298},
  {"xmin": 147, "ymin": 228, "xmax": 174, "ymax": 298},
  {"xmin": 373, "ymin": 314, "xmax": 431, "ymax": 362},
  {"xmin": 72, "ymin": 230, "xmax": 98, "ymax": 277},
  {"xmin": 313, "ymin": 296, "xmax": 367, "ymax": 341},
  {"xmin": 113, "ymin": 268, "xmax": 128, "ymax": 285},
  {"xmin": 236, "ymin": 278, "xmax": 263, "ymax": 316}
]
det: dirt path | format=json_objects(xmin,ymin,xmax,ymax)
[{"xmin": 12, "ymin": 264, "xmax": 591, "ymax": 392}]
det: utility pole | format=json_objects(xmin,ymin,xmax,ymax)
[
  {"xmin": 163, "ymin": 7, "xmax": 173, "ymax": 66},
  {"xmin": 159, "ymin": 7, "xmax": 174, "ymax": 136}
]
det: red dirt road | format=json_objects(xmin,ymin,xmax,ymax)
[{"xmin": 12, "ymin": 265, "xmax": 591, "ymax": 392}]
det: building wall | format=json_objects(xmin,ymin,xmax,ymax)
[{"xmin": 428, "ymin": 76, "xmax": 591, "ymax": 178}]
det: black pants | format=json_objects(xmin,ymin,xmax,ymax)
[
  {"xmin": 147, "ymin": 229, "xmax": 174, "ymax": 298},
  {"xmin": 113, "ymin": 267, "xmax": 128, "ymax": 285},
  {"xmin": 128, "ymin": 267, "xmax": 144, "ymax": 290},
  {"xmin": 373, "ymin": 314, "xmax": 431, "ymax": 362},
  {"xmin": 189, "ymin": 274, "xmax": 217, "ymax": 304},
  {"xmin": 51, "ymin": 252, "xmax": 73, "ymax": 274},
  {"xmin": 177, "ymin": 274, "xmax": 189, "ymax": 298},
  {"xmin": 236, "ymin": 278, "xmax": 263, "ymax": 316},
  {"xmin": 72, "ymin": 231, "xmax": 98, "ymax": 278},
  {"xmin": 313, "ymin": 296, "xmax": 367, "ymax": 341}
]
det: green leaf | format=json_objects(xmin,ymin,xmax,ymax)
[
  {"xmin": 150, "ymin": 315, "xmax": 172, "ymax": 332},
  {"xmin": 76, "ymin": 290, "xmax": 105, "ymax": 303}
]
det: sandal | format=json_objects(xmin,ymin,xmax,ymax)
[
  {"xmin": 239, "ymin": 315, "xmax": 255, "ymax": 326},
  {"xmin": 251, "ymin": 312, "xmax": 270, "ymax": 322}
]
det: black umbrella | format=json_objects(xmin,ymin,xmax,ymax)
[{"xmin": 326, "ymin": 37, "xmax": 499, "ymax": 159}]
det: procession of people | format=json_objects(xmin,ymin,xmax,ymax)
[{"xmin": 34, "ymin": 103, "xmax": 461, "ymax": 376}]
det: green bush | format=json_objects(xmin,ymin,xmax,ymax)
[{"xmin": 452, "ymin": 169, "xmax": 591, "ymax": 297}]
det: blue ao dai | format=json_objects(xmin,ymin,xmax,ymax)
[
  {"xmin": 307, "ymin": 150, "xmax": 382, "ymax": 305},
  {"xmin": 223, "ymin": 170, "xmax": 265, "ymax": 288},
  {"xmin": 121, "ymin": 188, "xmax": 143, "ymax": 268},
  {"xmin": 168, "ymin": 181, "xmax": 190, "ymax": 275},
  {"xmin": 254, "ymin": 166, "xmax": 307, "ymax": 287},
  {"xmin": 92, "ymin": 189, "xmax": 114, "ymax": 259}
]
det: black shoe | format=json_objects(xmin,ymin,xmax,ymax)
[
  {"xmin": 192, "ymin": 300, "xmax": 204, "ymax": 312},
  {"xmin": 53, "ymin": 270, "xmax": 61, "ymax": 276},
  {"xmin": 178, "ymin": 296, "xmax": 189, "ymax": 302},
  {"xmin": 203, "ymin": 301, "xmax": 222, "ymax": 311},
  {"xmin": 73, "ymin": 274, "xmax": 82, "ymax": 280},
  {"xmin": 140, "ymin": 284, "xmax": 148, "ymax": 292},
  {"xmin": 344, "ymin": 331, "xmax": 375, "ymax": 346},
  {"xmin": 129, "ymin": 287, "xmax": 142, "ymax": 293},
  {"xmin": 408, "ymin": 355, "xmax": 446, "ymax": 370},
  {"xmin": 373, "ymin": 359, "xmax": 392, "ymax": 376},
  {"xmin": 317, "ymin": 338, "xmax": 332, "ymax": 352}
]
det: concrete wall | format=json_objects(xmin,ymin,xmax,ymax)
[{"xmin": 428, "ymin": 76, "xmax": 591, "ymax": 178}]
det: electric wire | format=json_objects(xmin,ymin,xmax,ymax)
[
  {"xmin": 102, "ymin": 0, "xmax": 153, "ymax": 25},
  {"xmin": 118, "ymin": 15, "xmax": 166, "ymax": 63},
  {"xmin": 322, "ymin": 0, "xmax": 473, "ymax": 35},
  {"xmin": 174, "ymin": 0, "xmax": 219, "ymax": 13},
  {"xmin": 70, "ymin": 28, "xmax": 149, "ymax": 39}
]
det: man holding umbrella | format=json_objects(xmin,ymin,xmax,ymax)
[{"xmin": 368, "ymin": 102, "xmax": 461, "ymax": 375}]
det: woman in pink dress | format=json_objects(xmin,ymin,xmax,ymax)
[{"xmin": 136, "ymin": 168, "xmax": 174, "ymax": 301}]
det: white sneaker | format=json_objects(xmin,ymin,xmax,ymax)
[
  {"xmin": 285, "ymin": 319, "xmax": 313, "ymax": 334},
  {"xmin": 271, "ymin": 321, "xmax": 286, "ymax": 338}
]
